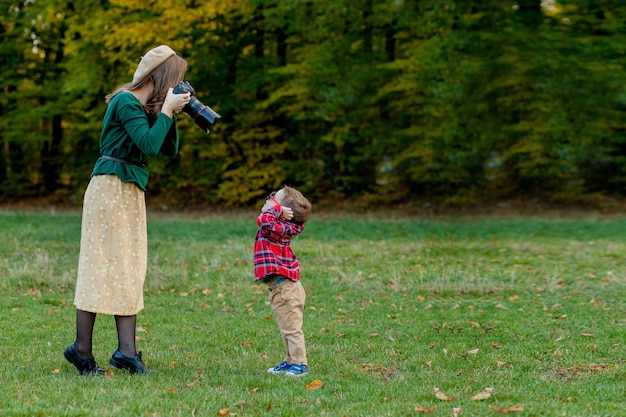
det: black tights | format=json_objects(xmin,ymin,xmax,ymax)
[{"xmin": 74, "ymin": 309, "xmax": 137, "ymax": 359}]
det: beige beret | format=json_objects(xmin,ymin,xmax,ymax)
[{"xmin": 132, "ymin": 45, "xmax": 176, "ymax": 84}]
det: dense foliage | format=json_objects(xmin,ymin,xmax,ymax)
[{"xmin": 1, "ymin": 0, "xmax": 625, "ymax": 207}]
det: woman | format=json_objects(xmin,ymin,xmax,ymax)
[{"xmin": 64, "ymin": 45, "xmax": 190, "ymax": 375}]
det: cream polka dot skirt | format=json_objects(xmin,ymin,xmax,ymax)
[{"xmin": 74, "ymin": 175, "xmax": 147, "ymax": 315}]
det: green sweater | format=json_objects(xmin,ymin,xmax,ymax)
[{"xmin": 91, "ymin": 91, "xmax": 179, "ymax": 191}]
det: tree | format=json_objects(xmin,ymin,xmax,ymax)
[{"xmin": 1, "ymin": 0, "xmax": 625, "ymax": 207}]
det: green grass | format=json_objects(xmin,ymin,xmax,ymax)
[{"xmin": 0, "ymin": 210, "xmax": 624, "ymax": 416}]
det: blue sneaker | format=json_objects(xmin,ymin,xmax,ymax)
[
  {"xmin": 285, "ymin": 363, "xmax": 309, "ymax": 376},
  {"xmin": 267, "ymin": 361, "xmax": 291, "ymax": 374}
]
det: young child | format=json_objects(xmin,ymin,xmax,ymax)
[{"xmin": 254, "ymin": 185, "xmax": 312, "ymax": 376}]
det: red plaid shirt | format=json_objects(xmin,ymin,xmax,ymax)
[{"xmin": 254, "ymin": 205, "xmax": 305, "ymax": 282}]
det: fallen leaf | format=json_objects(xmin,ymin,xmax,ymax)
[
  {"xmin": 466, "ymin": 348, "xmax": 480, "ymax": 355},
  {"xmin": 509, "ymin": 295, "xmax": 519, "ymax": 302},
  {"xmin": 580, "ymin": 333, "xmax": 596, "ymax": 337},
  {"xmin": 470, "ymin": 387, "xmax": 494, "ymax": 401},
  {"xmin": 249, "ymin": 387, "xmax": 259, "ymax": 393},
  {"xmin": 51, "ymin": 368, "xmax": 61, "ymax": 374},
  {"xmin": 369, "ymin": 333, "xmax": 379, "ymax": 337},
  {"xmin": 491, "ymin": 343, "xmax": 502, "ymax": 349},
  {"xmin": 433, "ymin": 387, "xmax": 457, "ymax": 401},
  {"xmin": 453, "ymin": 407, "xmax": 462, "ymax": 416},
  {"xmin": 469, "ymin": 321, "xmax": 481, "ymax": 328},
  {"xmin": 414, "ymin": 405, "xmax": 437, "ymax": 413},
  {"xmin": 423, "ymin": 361, "xmax": 432, "ymax": 367},
  {"xmin": 105, "ymin": 369, "xmax": 113, "ymax": 378},
  {"xmin": 488, "ymin": 405, "xmax": 524, "ymax": 413},
  {"xmin": 496, "ymin": 304, "xmax": 508, "ymax": 310},
  {"xmin": 305, "ymin": 379, "xmax": 323, "ymax": 390},
  {"xmin": 216, "ymin": 408, "xmax": 230, "ymax": 416}
]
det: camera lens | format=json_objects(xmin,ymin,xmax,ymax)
[{"xmin": 185, "ymin": 97, "xmax": 221, "ymax": 133}]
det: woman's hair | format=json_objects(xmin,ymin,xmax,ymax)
[
  {"xmin": 105, "ymin": 54, "xmax": 187, "ymax": 115},
  {"xmin": 281, "ymin": 186, "xmax": 312, "ymax": 225}
]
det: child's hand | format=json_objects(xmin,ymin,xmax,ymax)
[{"xmin": 281, "ymin": 206, "xmax": 294, "ymax": 221}]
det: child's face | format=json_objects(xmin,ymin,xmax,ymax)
[{"xmin": 261, "ymin": 189, "xmax": 286, "ymax": 212}]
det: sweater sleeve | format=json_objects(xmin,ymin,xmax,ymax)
[
  {"xmin": 117, "ymin": 96, "xmax": 175, "ymax": 156},
  {"xmin": 158, "ymin": 117, "xmax": 180, "ymax": 157}
]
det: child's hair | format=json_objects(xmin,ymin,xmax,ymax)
[{"xmin": 281, "ymin": 185, "xmax": 311, "ymax": 225}]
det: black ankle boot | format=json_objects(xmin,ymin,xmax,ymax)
[
  {"xmin": 109, "ymin": 349, "xmax": 155, "ymax": 374},
  {"xmin": 64, "ymin": 343, "xmax": 105, "ymax": 376}
]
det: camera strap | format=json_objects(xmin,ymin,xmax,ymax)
[{"xmin": 101, "ymin": 155, "xmax": 146, "ymax": 168}]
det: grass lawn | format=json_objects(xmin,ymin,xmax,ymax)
[{"xmin": 0, "ymin": 209, "xmax": 624, "ymax": 416}]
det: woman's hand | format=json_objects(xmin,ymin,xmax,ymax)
[{"xmin": 161, "ymin": 88, "xmax": 191, "ymax": 118}]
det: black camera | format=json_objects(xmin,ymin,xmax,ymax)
[{"xmin": 173, "ymin": 81, "xmax": 221, "ymax": 133}]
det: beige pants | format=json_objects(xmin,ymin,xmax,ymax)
[{"xmin": 268, "ymin": 279, "xmax": 307, "ymax": 365}]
